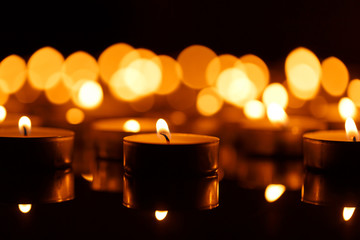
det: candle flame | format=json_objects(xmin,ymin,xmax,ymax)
[
  {"xmin": 18, "ymin": 204, "xmax": 32, "ymax": 214},
  {"xmin": 343, "ymin": 207, "xmax": 356, "ymax": 221},
  {"xmin": 265, "ymin": 184, "xmax": 286, "ymax": 202},
  {"xmin": 0, "ymin": 106, "xmax": 6, "ymax": 123},
  {"xmin": 123, "ymin": 119, "xmax": 141, "ymax": 133},
  {"xmin": 156, "ymin": 118, "xmax": 171, "ymax": 143},
  {"xmin": 338, "ymin": 97, "xmax": 357, "ymax": 120},
  {"xmin": 18, "ymin": 116, "xmax": 31, "ymax": 136},
  {"xmin": 345, "ymin": 118, "xmax": 359, "ymax": 141},
  {"xmin": 155, "ymin": 210, "xmax": 168, "ymax": 221},
  {"xmin": 266, "ymin": 103, "xmax": 288, "ymax": 126}
]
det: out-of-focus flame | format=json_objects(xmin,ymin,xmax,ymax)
[
  {"xmin": 66, "ymin": 108, "xmax": 85, "ymax": 125},
  {"xmin": 266, "ymin": 103, "xmax": 288, "ymax": 126},
  {"xmin": 123, "ymin": 119, "xmax": 141, "ymax": 133},
  {"xmin": 0, "ymin": 106, "xmax": 6, "ymax": 123},
  {"xmin": 243, "ymin": 100, "xmax": 265, "ymax": 120},
  {"xmin": 345, "ymin": 118, "xmax": 359, "ymax": 141},
  {"xmin": 18, "ymin": 204, "xmax": 32, "ymax": 214},
  {"xmin": 155, "ymin": 210, "xmax": 168, "ymax": 221},
  {"xmin": 265, "ymin": 184, "xmax": 286, "ymax": 202},
  {"xmin": 74, "ymin": 80, "xmax": 103, "ymax": 109},
  {"xmin": 338, "ymin": 97, "xmax": 357, "ymax": 120},
  {"xmin": 81, "ymin": 173, "xmax": 94, "ymax": 182},
  {"xmin": 321, "ymin": 56, "xmax": 349, "ymax": 97},
  {"xmin": 343, "ymin": 207, "xmax": 356, "ymax": 221},
  {"xmin": 262, "ymin": 83, "xmax": 288, "ymax": 109},
  {"xmin": 196, "ymin": 87, "xmax": 223, "ymax": 116},
  {"xmin": 347, "ymin": 79, "xmax": 360, "ymax": 107},
  {"xmin": 156, "ymin": 118, "xmax": 171, "ymax": 142},
  {"xmin": 18, "ymin": 116, "xmax": 31, "ymax": 136}
]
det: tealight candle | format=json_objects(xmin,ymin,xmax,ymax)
[
  {"xmin": 238, "ymin": 104, "xmax": 326, "ymax": 157},
  {"xmin": 91, "ymin": 118, "xmax": 158, "ymax": 160},
  {"xmin": 123, "ymin": 119, "xmax": 219, "ymax": 176},
  {"xmin": 303, "ymin": 118, "xmax": 360, "ymax": 170},
  {"xmin": 123, "ymin": 118, "xmax": 220, "ymax": 210},
  {"xmin": 0, "ymin": 116, "xmax": 74, "ymax": 169}
]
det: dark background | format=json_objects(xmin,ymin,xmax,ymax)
[{"xmin": 0, "ymin": 0, "xmax": 360, "ymax": 64}]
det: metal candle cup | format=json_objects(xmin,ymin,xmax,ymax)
[
  {"xmin": 0, "ymin": 127, "xmax": 74, "ymax": 169},
  {"xmin": 303, "ymin": 130, "xmax": 360, "ymax": 170},
  {"xmin": 123, "ymin": 132, "xmax": 220, "ymax": 210},
  {"xmin": 123, "ymin": 133, "xmax": 219, "ymax": 176},
  {"xmin": 91, "ymin": 118, "xmax": 157, "ymax": 160},
  {"xmin": 238, "ymin": 116, "xmax": 326, "ymax": 157}
]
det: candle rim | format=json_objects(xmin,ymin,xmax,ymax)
[
  {"xmin": 303, "ymin": 130, "xmax": 359, "ymax": 142},
  {"xmin": 124, "ymin": 133, "xmax": 219, "ymax": 145}
]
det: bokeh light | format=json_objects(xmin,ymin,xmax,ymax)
[
  {"xmin": 285, "ymin": 47, "xmax": 321, "ymax": 100},
  {"xmin": 321, "ymin": 56, "xmax": 349, "ymax": 97},
  {"xmin": 72, "ymin": 80, "xmax": 103, "ymax": 109},
  {"xmin": 63, "ymin": 51, "xmax": 99, "ymax": 87},
  {"xmin": 196, "ymin": 87, "xmax": 223, "ymax": 116},
  {"xmin": 267, "ymin": 103, "xmax": 288, "ymax": 125},
  {"xmin": 206, "ymin": 54, "xmax": 239, "ymax": 86},
  {"xmin": 0, "ymin": 106, "xmax": 6, "ymax": 122},
  {"xmin": 243, "ymin": 100, "xmax": 265, "ymax": 120},
  {"xmin": 66, "ymin": 108, "xmax": 85, "ymax": 125},
  {"xmin": 177, "ymin": 44, "xmax": 217, "ymax": 89},
  {"xmin": 347, "ymin": 79, "xmax": 360, "ymax": 107},
  {"xmin": 216, "ymin": 68, "xmax": 256, "ymax": 107},
  {"xmin": 156, "ymin": 55, "xmax": 182, "ymax": 95},
  {"xmin": 262, "ymin": 83, "xmax": 288, "ymax": 108},
  {"xmin": 98, "ymin": 42, "xmax": 134, "ymax": 83},
  {"xmin": 265, "ymin": 184, "xmax": 286, "ymax": 202},
  {"xmin": 18, "ymin": 204, "xmax": 32, "ymax": 214},
  {"xmin": 338, "ymin": 97, "xmax": 357, "ymax": 120},
  {"xmin": 240, "ymin": 54, "xmax": 269, "ymax": 98},
  {"xmin": 27, "ymin": 46, "xmax": 64, "ymax": 90},
  {"xmin": 45, "ymin": 79, "xmax": 71, "ymax": 105},
  {"xmin": 123, "ymin": 119, "xmax": 141, "ymax": 132},
  {"xmin": 0, "ymin": 54, "xmax": 27, "ymax": 93}
]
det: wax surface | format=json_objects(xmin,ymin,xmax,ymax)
[
  {"xmin": 303, "ymin": 130, "xmax": 356, "ymax": 142},
  {"xmin": 124, "ymin": 133, "xmax": 219, "ymax": 145},
  {"xmin": 92, "ymin": 118, "xmax": 157, "ymax": 132},
  {"xmin": 0, "ymin": 127, "xmax": 74, "ymax": 138}
]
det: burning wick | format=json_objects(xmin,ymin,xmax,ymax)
[
  {"xmin": 353, "ymin": 136, "xmax": 356, "ymax": 142},
  {"xmin": 23, "ymin": 126, "xmax": 28, "ymax": 136},
  {"xmin": 160, "ymin": 133, "xmax": 170, "ymax": 144}
]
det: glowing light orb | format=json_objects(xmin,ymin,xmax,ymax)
[{"xmin": 66, "ymin": 108, "xmax": 85, "ymax": 125}]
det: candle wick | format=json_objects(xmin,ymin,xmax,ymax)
[
  {"xmin": 23, "ymin": 126, "xmax": 27, "ymax": 136},
  {"xmin": 160, "ymin": 133, "xmax": 170, "ymax": 144},
  {"xmin": 353, "ymin": 136, "xmax": 356, "ymax": 142}
]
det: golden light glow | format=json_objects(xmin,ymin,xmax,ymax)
[
  {"xmin": 63, "ymin": 51, "xmax": 99, "ymax": 87},
  {"xmin": 125, "ymin": 59, "xmax": 162, "ymax": 95},
  {"xmin": 196, "ymin": 87, "xmax": 223, "ymax": 116},
  {"xmin": 262, "ymin": 83, "xmax": 288, "ymax": 108},
  {"xmin": 98, "ymin": 42, "xmax": 134, "ymax": 83},
  {"xmin": 0, "ymin": 54, "xmax": 27, "ymax": 93},
  {"xmin": 206, "ymin": 54, "xmax": 239, "ymax": 86},
  {"xmin": 156, "ymin": 118, "xmax": 171, "ymax": 141},
  {"xmin": 264, "ymin": 184, "xmax": 286, "ymax": 202},
  {"xmin": 216, "ymin": 68, "xmax": 256, "ymax": 107},
  {"xmin": 155, "ymin": 210, "xmax": 168, "ymax": 221},
  {"xmin": 66, "ymin": 108, "xmax": 85, "ymax": 125},
  {"xmin": 345, "ymin": 118, "xmax": 359, "ymax": 141},
  {"xmin": 73, "ymin": 80, "xmax": 103, "ymax": 109},
  {"xmin": 321, "ymin": 57, "xmax": 349, "ymax": 97},
  {"xmin": 156, "ymin": 55, "xmax": 182, "ymax": 95},
  {"xmin": 347, "ymin": 79, "xmax": 360, "ymax": 107},
  {"xmin": 45, "ymin": 78, "xmax": 71, "ymax": 105},
  {"xmin": 240, "ymin": 54, "xmax": 269, "ymax": 98},
  {"xmin": 123, "ymin": 119, "xmax": 141, "ymax": 133},
  {"xmin": 27, "ymin": 46, "xmax": 64, "ymax": 90},
  {"xmin": 81, "ymin": 173, "xmax": 94, "ymax": 182},
  {"xmin": 120, "ymin": 48, "xmax": 161, "ymax": 70},
  {"xmin": 18, "ymin": 116, "xmax": 31, "ymax": 136},
  {"xmin": 0, "ymin": 106, "xmax": 6, "ymax": 123},
  {"xmin": 338, "ymin": 97, "xmax": 357, "ymax": 120},
  {"xmin": 109, "ymin": 68, "xmax": 141, "ymax": 101},
  {"xmin": 285, "ymin": 47, "xmax": 321, "ymax": 100},
  {"xmin": 267, "ymin": 103, "xmax": 288, "ymax": 126},
  {"xmin": 177, "ymin": 44, "xmax": 217, "ymax": 89},
  {"xmin": 18, "ymin": 204, "xmax": 32, "ymax": 214},
  {"xmin": 343, "ymin": 207, "xmax": 356, "ymax": 221},
  {"xmin": 243, "ymin": 100, "xmax": 265, "ymax": 120}
]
